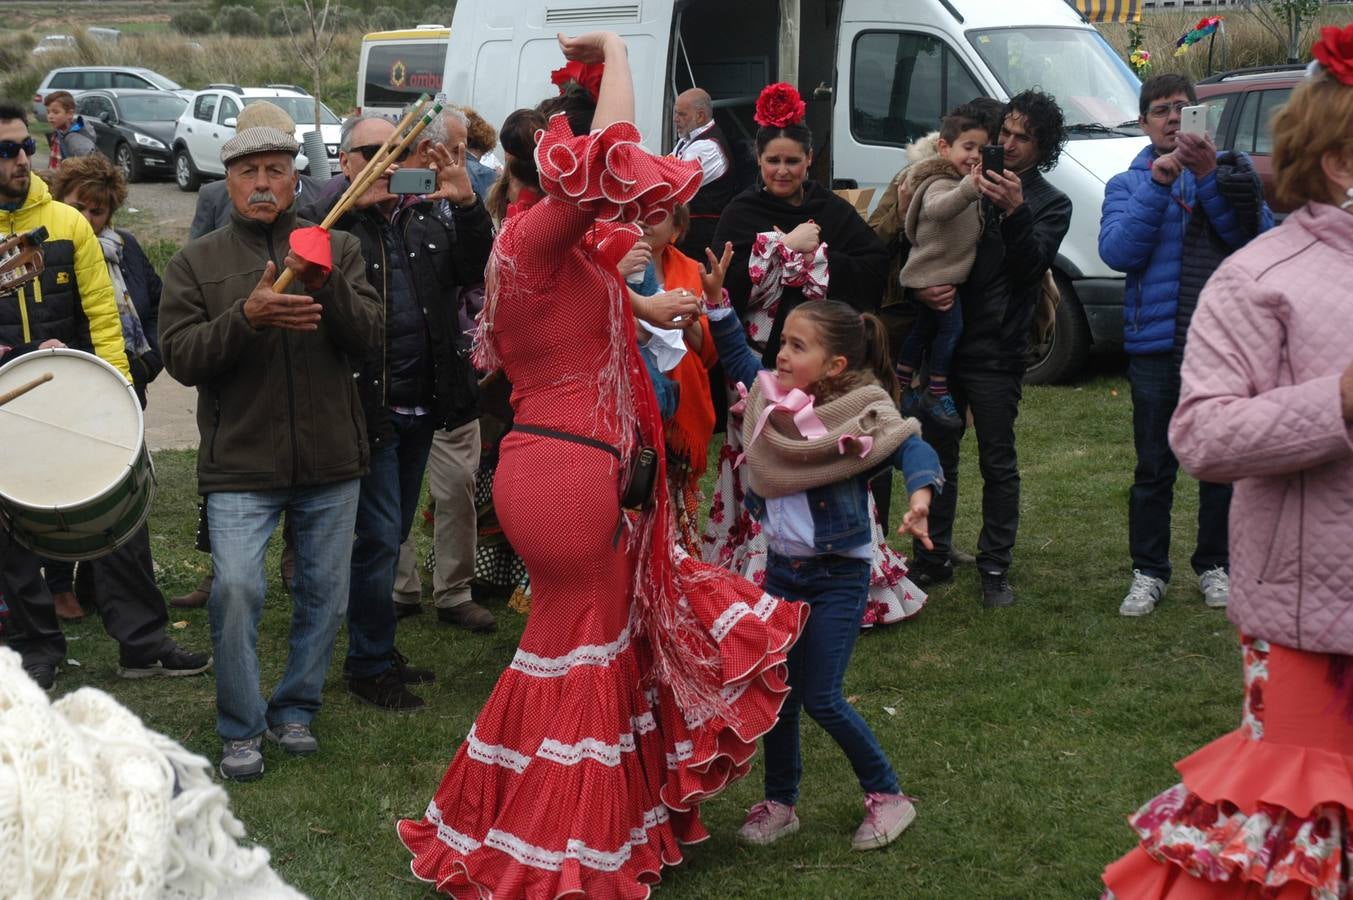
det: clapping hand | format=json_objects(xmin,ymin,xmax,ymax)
[
  {"xmin": 634, "ymin": 289, "xmax": 701, "ymax": 329},
  {"xmin": 779, "ymin": 221, "xmax": 822, "ymax": 254},
  {"xmin": 244, "ymin": 261, "xmax": 322, "ymax": 331},
  {"xmin": 557, "ymin": 31, "xmax": 620, "ymax": 63}
]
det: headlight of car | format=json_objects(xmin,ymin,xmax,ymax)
[{"xmin": 134, "ymin": 132, "xmax": 166, "ymax": 150}]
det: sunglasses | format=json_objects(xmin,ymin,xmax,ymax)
[
  {"xmin": 350, "ymin": 144, "xmax": 410, "ymax": 162},
  {"xmin": 0, "ymin": 137, "xmax": 36, "ymax": 160}
]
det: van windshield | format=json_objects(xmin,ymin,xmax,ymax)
[
  {"xmin": 364, "ymin": 42, "xmax": 446, "ymax": 108},
  {"xmin": 967, "ymin": 27, "xmax": 1141, "ymax": 131}
]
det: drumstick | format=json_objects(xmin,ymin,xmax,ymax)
[
  {"xmin": 273, "ymin": 100, "xmax": 444, "ymax": 294},
  {"xmin": 0, "ymin": 372, "xmax": 52, "ymax": 408}
]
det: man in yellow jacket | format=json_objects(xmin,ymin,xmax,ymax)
[
  {"xmin": 0, "ymin": 100, "xmax": 208, "ymax": 692},
  {"xmin": 0, "ymin": 100, "xmax": 127, "ymax": 378}
]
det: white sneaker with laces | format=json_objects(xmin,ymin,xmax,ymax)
[
  {"xmin": 1199, "ymin": 567, "xmax": 1230, "ymax": 609},
  {"xmin": 1120, "ymin": 570, "xmax": 1166, "ymax": 617}
]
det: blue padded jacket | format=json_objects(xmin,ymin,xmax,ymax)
[{"xmin": 1099, "ymin": 144, "xmax": 1263, "ymax": 355}]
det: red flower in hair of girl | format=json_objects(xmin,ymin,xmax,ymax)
[
  {"xmin": 1312, "ymin": 24, "xmax": 1353, "ymax": 87},
  {"xmin": 754, "ymin": 82, "xmax": 807, "ymax": 128},
  {"xmin": 551, "ymin": 60, "xmax": 605, "ymax": 101}
]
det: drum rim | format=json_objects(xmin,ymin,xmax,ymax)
[{"xmin": 0, "ymin": 347, "xmax": 148, "ymax": 510}]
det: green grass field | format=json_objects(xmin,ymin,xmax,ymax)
[{"xmin": 35, "ymin": 367, "xmax": 1242, "ymax": 898}]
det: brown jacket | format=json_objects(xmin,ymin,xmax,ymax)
[
  {"xmin": 159, "ymin": 208, "xmax": 383, "ymax": 493},
  {"xmin": 899, "ymin": 156, "xmax": 983, "ymax": 289}
]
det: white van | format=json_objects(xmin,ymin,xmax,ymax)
[
  {"xmin": 440, "ymin": 0, "xmax": 1148, "ymax": 382},
  {"xmin": 357, "ymin": 25, "xmax": 451, "ymax": 121}
]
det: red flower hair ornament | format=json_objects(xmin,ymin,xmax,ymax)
[
  {"xmin": 1312, "ymin": 24, "xmax": 1353, "ymax": 87},
  {"xmin": 754, "ymin": 82, "xmax": 807, "ymax": 129},
  {"xmin": 550, "ymin": 60, "xmax": 605, "ymax": 102}
]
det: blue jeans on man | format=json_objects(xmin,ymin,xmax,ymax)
[
  {"xmin": 207, "ymin": 479, "xmax": 361, "ymax": 741},
  {"xmin": 346, "ymin": 411, "xmax": 436, "ymax": 679},
  {"xmin": 761, "ymin": 553, "xmax": 900, "ymax": 805},
  {"xmin": 1128, "ymin": 353, "xmax": 1231, "ymax": 580}
]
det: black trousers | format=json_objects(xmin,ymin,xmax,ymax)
[
  {"xmin": 1, "ymin": 527, "xmax": 65, "ymax": 667},
  {"xmin": 914, "ymin": 367, "xmax": 1023, "ymax": 574},
  {"xmin": 7, "ymin": 524, "xmax": 172, "ymax": 667}
]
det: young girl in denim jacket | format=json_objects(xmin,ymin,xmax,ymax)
[{"xmin": 705, "ymin": 293, "xmax": 943, "ymax": 851}]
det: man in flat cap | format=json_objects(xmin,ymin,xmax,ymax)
[{"xmin": 159, "ymin": 120, "xmax": 383, "ymax": 782}]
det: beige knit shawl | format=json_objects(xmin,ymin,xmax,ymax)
[{"xmin": 741, "ymin": 381, "xmax": 919, "ymax": 499}]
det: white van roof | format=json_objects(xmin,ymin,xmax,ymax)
[{"xmin": 844, "ymin": 0, "xmax": 1086, "ymax": 29}]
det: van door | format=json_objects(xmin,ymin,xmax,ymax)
[
  {"xmin": 443, "ymin": 0, "xmax": 677, "ymax": 152},
  {"xmin": 833, "ymin": 21, "xmax": 984, "ymax": 195}
]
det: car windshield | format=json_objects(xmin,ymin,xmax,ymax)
[
  {"xmin": 141, "ymin": 71, "xmax": 183, "ymax": 91},
  {"xmin": 250, "ymin": 97, "xmax": 341, "ymax": 126},
  {"xmin": 967, "ymin": 27, "xmax": 1141, "ymax": 129},
  {"xmin": 119, "ymin": 94, "xmax": 187, "ymax": 121}
]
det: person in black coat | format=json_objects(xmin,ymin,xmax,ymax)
[{"xmin": 901, "ymin": 92, "xmax": 1073, "ymax": 609}]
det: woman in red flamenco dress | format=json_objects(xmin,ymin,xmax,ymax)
[
  {"xmin": 397, "ymin": 31, "xmax": 806, "ymax": 898},
  {"xmin": 1102, "ymin": 33, "xmax": 1353, "ymax": 900}
]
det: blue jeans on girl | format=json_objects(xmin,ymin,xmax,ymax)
[{"xmin": 762, "ymin": 553, "xmax": 901, "ymax": 805}]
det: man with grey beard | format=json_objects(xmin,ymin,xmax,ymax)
[{"xmin": 158, "ymin": 122, "xmax": 382, "ymax": 782}]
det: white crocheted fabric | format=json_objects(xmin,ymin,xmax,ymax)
[{"xmin": 0, "ymin": 647, "xmax": 305, "ymax": 899}]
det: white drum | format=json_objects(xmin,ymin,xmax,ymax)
[{"xmin": 0, "ymin": 348, "xmax": 155, "ymax": 561}]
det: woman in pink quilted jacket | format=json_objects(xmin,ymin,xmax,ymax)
[{"xmin": 1102, "ymin": 27, "xmax": 1353, "ymax": 899}]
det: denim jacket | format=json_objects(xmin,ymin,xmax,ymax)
[{"xmin": 709, "ymin": 308, "xmax": 942, "ymax": 555}]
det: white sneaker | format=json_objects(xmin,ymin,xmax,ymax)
[
  {"xmin": 1119, "ymin": 570, "xmax": 1166, "ymax": 617},
  {"xmin": 1199, "ymin": 567, "xmax": 1230, "ymax": 609}
]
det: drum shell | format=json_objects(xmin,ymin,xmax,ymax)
[{"xmin": 0, "ymin": 348, "xmax": 156, "ymax": 561}]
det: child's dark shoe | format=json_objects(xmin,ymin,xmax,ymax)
[
  {"xmin": 899, "ymin": 386, "xmax": 923, "ymax": 418},
  {"xmin": 923, "ymin": 390, "xmax": 963, "ymax": 431}
]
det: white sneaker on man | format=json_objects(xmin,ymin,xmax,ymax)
[
  {"xmin": 1198, "ymin": 567, "xmax": 1230, "ymax": 609},
  {"xmin": 1119, "ymin": 570, "xmax": 1166, "ymax": 617}
]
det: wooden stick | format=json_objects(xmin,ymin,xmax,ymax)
[
  {"xmin": 0, "ymin": 372, "xmax": 53, "ymax": 408},
  {"xmin": 326, "ymin": 95, "xmax": 430, "ymax": 218},
  {"xmin": 273, "ymin": 100, "xmax": 444, "ymax": 294}
]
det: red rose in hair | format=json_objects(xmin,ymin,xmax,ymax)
[
  {"xmin": 551, "ymin": 61, "xmax": 605, "ymax": 101},
  {"xmin": 1312, "ymin": 24, "xmax": 1353, "ymax": 87},
  {"xmin": 754, "ymin": 82, "xmax": 807, "ymax": 128}
]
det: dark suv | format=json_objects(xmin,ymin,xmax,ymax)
[{"xmin": 1195, "ymin": 64, "xmax": 1306, "ymax": 214}]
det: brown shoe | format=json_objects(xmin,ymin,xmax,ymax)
[
  {"xmin": 437, "ymin": 600, "xmax": 497, "ymax": 633},
  {"xmin": 171, "ymin": 572, "xmax": 213, "ymax": 609},
  {"xmin": 52, "ymin": 590, "xmax": 84, "ymax": 622}
]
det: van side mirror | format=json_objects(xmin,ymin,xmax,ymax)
[
  {"xmin": 98, "ymin": 111, "xmax": 113, "ymax": 123},
  {"xmin": 223, "ymin": 116, "xmax": 238, "ymax": 128}
]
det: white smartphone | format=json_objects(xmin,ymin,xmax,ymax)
[{"xmin": 1179, "ymin": 104, "xmax": 1208, "ymax": 137}]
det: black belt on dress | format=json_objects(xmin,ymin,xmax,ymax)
[{"xmin": 512, "ymin": 424, "xmax": 621, "ymax": 460}]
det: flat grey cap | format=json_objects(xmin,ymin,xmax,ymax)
[{"xmin": 221, "ymin": 125, "xmax": 300, "ymax": 165}]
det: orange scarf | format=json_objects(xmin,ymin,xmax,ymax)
[{"xmin": 658, "ymin": 245, "xmax": 717, "ymax": 476}]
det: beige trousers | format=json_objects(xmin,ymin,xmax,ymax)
[{"xmin": 392, "ymin": 420, "xmax": 481, "ymax": 609}]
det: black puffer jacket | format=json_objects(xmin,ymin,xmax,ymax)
[
  {"xmin": 303, "ymin": 188, "xmax": 494, "ymax": 446},
  {"xmin": 951, "ymin": 169, "xmax": 1073, "ymax": 374},
  {"xmin": 1173, "ymin": 151, "xmax": 1268, "ymax": 367}
]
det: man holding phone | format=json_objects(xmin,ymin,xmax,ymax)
[
  {"xmin": 300, "ymin": 113, "xmax": 494, "ymax": 710},
  {"xmin": 1099, "ymin": 74, "xmax": 1273, "ymax": 618},
  {"xmin": 903, "ymin": 91, "xmax": 1072, "ymax": 608}
]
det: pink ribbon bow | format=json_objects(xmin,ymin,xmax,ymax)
[{"xmin": 734, "ymin": 371, "xmax": 878, "ymax": 467}]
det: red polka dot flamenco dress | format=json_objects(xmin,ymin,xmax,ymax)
[{"xmin": 397, "ymin": 115, "xmax": 807, "ymax": 898}]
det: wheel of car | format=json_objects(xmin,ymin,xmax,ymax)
[
  {"xmin": 174, "ymin": 147, "xmax": 201, "ymax": 192},
  {"xmin": 114, "ymin": 142, "xmax": 142, "ymax": 183},
  {"xmin": 1024, "ymin": 271, "xmax": 1092, "ymax": 386}
]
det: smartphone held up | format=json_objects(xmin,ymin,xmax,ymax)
[
  {"xmin": 389, "ymin": 167, "xmax": 436, "ymax": 195},
  {"xmin": 1178, "ymin": 104, "xmax": 1208, "ymax": 138},
  {"xmin": 980, "ymin": 144, "xmax": 1004, "ymax": 180}
]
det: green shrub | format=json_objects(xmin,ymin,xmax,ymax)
[
  {"xmin": 215, "ymin": 5, "xmax": 265, "ymax": 36},
  {"xmin": 170, "ymin": 10, "xmax": 214, "ymax": 36},
  {"xmin": 367, "ymin": 6, "xmax": 405, "ymax": 31}
]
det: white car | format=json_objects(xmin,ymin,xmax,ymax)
[{"xmin": 171, "ymin": 84, "xmax": 344, "ymax": 191}]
